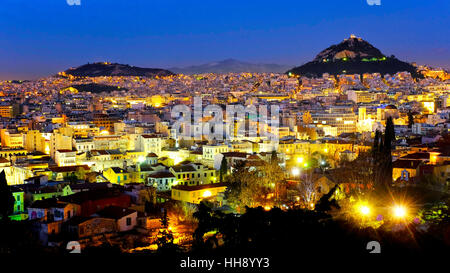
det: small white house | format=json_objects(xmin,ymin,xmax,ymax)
[
  {"xmin": 93, "ymin": 206, "xmax": 138, "ymax": 232},
  {"xmin": 55, "ymin": 149, "xmax": 77, "ymax": 167}
]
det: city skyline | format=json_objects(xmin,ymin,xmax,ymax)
[
  {"xmin": 1, "ymin": 0, "xmax": 449, "ymax": 80},
  {"xmin": 0, "ymin": 0, "xmax": 449, "ymax": 262}
]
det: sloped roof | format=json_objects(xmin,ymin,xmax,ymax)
[
  {"xmin": 400, "ymin": 152, "xmax": 430, "ymax": 160},
  {"xmin": 110, "ymin": 167, "xmax": 129, "ymax": 173},
  {"xmin": 392, "ymin": 159, "xmax": 422, "ymax": 169},
  {"xmin": 49, "ymin": 165, "xmax": 90, "ymax": 172},
  {"xmin": 95, "ymin": 206, "xmax": 136, "ymax": 220},
  {"xmin": 149, "ymin": 172, "xmax": 176, "ymax": 179},
  {"xmin": 172, "ymin": 182, "xmax": 228, "ymax": 191},
  {"xmin": 171, "ymin": 165, "xmax": 196, "ymax": 172}
]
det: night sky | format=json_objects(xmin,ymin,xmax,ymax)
[{"xmin": 1, "ymin": 0, "xmax": 449, "ymax": 80}]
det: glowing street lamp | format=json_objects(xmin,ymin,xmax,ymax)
[
  {"xmin": 292, "ymin": 168, "xmax": 300, "ymax": 177},
  {"xmin": 355, "ymin": 201, "xmax": 371, "ymax": 218},
  {"xmin": 393, "ymin": 205, "xmax": 407, "ymax": 219},
  {"xmin": 297, "ymin": 157, "xmax": 304, "ymax": 164},
  {"xmin": 359, "ymin": 205, "xmax": 371, "ymax": 216}
]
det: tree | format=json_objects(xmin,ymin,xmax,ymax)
[
  {"xmin": 0, "ymin": 171, "xmax": 14, "ymax": 221},
  {"xmin": 371, "ymin": 117, "xmax": 395, "ymax": 189},
  {"xmin": 219, "ymin": 156, "xmax": 228, "ymax": 183},
  {"xmin": 160, "ymin": 208, "xmax": 169, "ymax": 228},
  {"xmin": 382, "ymin": 117, "xmax": 394, "ymax": 187},
  {"xmin": 224, "ymin": 159, "xmax": 283, "ymax": 210},
  {"xmin": 297, "ymin": 171, "xmax": 318, "ymax": 208},
  {"xmin": 373, "ymin": 130, "xmax": 380, "ymax": 154},
  {"xmin": 302, "ymin": 111, "xmax": 313, "ymax": 124},
  {"xmin": 408, "ymin": 111, "xmax": 414, "ymax": 129},
  {"xmin": 333, "ymin": 151, "xmax": 377, "ymax": 194},
  {"xmin": 384, "ymin": 116, "xmax": 395, "ymax": 151},
  {"xmin": 156, "ymin": 208, "xmax": 176, "ymax": 251},
  {"xmin": 270, "ymin": 150, "xmax": 278, "ymax": 164},
  {"xmin": 315, "ymin": 184, "xmax": 340, "ymax": 213}
]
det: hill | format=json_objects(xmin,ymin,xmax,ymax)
[
  {"xmin": 63, "ymin": 62, "xmax": 175, "ymax": 77},
  {"xmin": 287, "ymin": 35, "xmax": 421, "ymax": 78}
]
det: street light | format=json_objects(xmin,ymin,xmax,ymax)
[
  {"xmin": 359, "ymin": 205, "xmax": 370, "ymax": 216},
  {"xmin": 393, "ymin": 205, "xmax": 407, "ymax": 219},
  {"xmin": 297, "ymin": 157, "xmax": 304, "ymax": 164},
  {"xmin": 292, "ymin": 168, "xmax": 300, "ymax": 177}
]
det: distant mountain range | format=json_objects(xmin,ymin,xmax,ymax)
[
  {"xmin": 169, "ymin": 59, "xmax": 293, "ymax": 74},
  {"xmin": 287, "ymin": 35, "xmax": 422, "ymax": 78},
  {"xmin": 60, "ymin": 38, "xmax": 425, "ymax": 78},
  {"xmin": 63, "ymin": 62, "xmax": 174, "ymax": 77}
]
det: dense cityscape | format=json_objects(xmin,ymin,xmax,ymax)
[
  {"xmin": 1, "ymin": 46, "xmax": 449, "ymax": 254},
  {"xmin": 0, "ymin": 0, "xmax": 449, "ymax": 269}
]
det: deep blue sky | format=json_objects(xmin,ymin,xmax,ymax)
[{"xmin": 1, "ymin": 0, "xmax": 449, "ymax": 80}]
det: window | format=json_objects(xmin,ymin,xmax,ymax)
[{"xmin": 126, "ymin": 217, "xmax": 132, "ymax": 226}]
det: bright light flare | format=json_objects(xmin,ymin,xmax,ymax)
[
  {"xmin": 359, "ymin": 205, "xmax": 370, "ymax": 216},
  {"xmin": 393, "ymin": 206, "xmax": 407, "ymax": 218},
  {"xmin": 297, "ymin": 157, "xmax": 304, "ymax": 163},
  {"xmin": 355, "ymin": 202, "xmax": 371, "ymax": 217},
  {"xmin": 292, "ymin": 168, "xmax": 300, "ymax": 176},
  {"xmin": 202, "ymin": 190, "xmax": 212, "ymax": 198}
]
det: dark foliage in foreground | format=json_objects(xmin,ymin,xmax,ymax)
[{"xmin": 191, "ymin": 202, "xmax": 450, "ymax": 257}]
